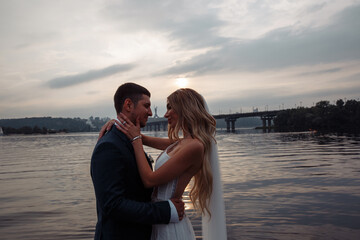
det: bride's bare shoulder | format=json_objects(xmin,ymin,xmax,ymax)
[{"xmin": 181, "ymin": 138, "xmax": 204, "ymax": 153}]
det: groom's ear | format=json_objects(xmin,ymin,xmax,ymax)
[{"xmin": 123, "ymin": 98, "xmax": 134, "ymax": 112}]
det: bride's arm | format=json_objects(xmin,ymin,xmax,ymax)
[
  {"xmin": 141, "ymin": 135, "xmax": 173, "ymax": 151},
  {"xmin": 118, "ymin": 113, "xmax": 203, "ymax": 188},
  {"xmin": 131, "ymin": 137, "xmax": 203, "ymax": 188}
]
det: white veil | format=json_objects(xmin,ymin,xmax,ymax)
[{"xmin": 202, "ymin": 99, "xmax": 228, "ymax": 240}]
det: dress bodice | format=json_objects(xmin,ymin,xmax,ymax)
[
  {"xmin": 150, "ymin": 141, "xmax": 196, "ymax": 240},
  {"xmin": 152, "ymin": 142, "xmax": 178, "ymax": 201}
]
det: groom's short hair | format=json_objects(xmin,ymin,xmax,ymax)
[{"xmin": 114, "ymin": 82, "xmax": 151, "ymax": 114}]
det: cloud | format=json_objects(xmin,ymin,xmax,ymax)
[
  {"xmin": 305, "ymin": 2, "xmax": 327, "ymax": 13},
  {"xmin": 161, "ymin": 4, "xmax": 360, "ymax": 76},
  {"xmin": 46, "ymin": 63, "xmax": 135, "ymax": 88},
  {"xmin": 297, "ymin": 68, "xmax": 342, "ymax": 77},
  {"xmin": 166, "ymin": 13, "xmax": 227, "ymax": 49},
  {"xmin": 103, "ymin": 0, "xmax": 226, "ymax": 49}
]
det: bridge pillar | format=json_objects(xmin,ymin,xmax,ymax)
[
  {"xmin": 225, "ymin": 118, "xmax": 237, "ymax": 133},
  {"xmin": 231, "ymin": 119, "xmax": 236, "ymax": 132},
  {"xmin": 262, "ymin": 118, "xmax": 267, "ymax": 129},
  {"xmin": 267, "ymin": 118, "xmax": 272, "ymax": 129},
  {"xmin": 261, "ymin": 115, "xmax": 274, "ymax": 132},
  {"xmin": 226, "ymin": 120, "xmax": 230, "ymax": 132}
]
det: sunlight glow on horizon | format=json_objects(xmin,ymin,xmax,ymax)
[{"xmin": 175, "ymin": 78, "xmax": 188, "ymax": 88}]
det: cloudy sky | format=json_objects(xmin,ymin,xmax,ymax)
[{"xmin": 1, "ymin": 0, "xmax": 360, "ymax": 119}]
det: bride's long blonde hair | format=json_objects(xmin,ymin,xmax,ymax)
[{"xmin": 167, "ymin": 88, "xmax": 216, "ymax": 216}]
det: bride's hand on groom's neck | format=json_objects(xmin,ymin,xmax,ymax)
[{"xmin": 98, "ymin": 119, "xmax": 116, "ymax": 140}]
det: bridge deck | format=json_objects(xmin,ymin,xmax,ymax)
[{"xmin": 145, "ymin": 110, "xmax": 284, "ymax": 132}]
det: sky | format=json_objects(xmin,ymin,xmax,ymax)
[{"xmin": 1, "ymin": 0, "xmax": 360, "ymax": 119}]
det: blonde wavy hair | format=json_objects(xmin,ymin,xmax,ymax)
[{"xmin": 167, "ymin": 88, "xmax": 216, "ymax": 216}]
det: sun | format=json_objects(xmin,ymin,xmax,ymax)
[{"xmin": 175, "ymin": 78, "xmax": 188, "ymax": 88}]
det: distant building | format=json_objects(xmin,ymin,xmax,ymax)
[{"xmin": 86, "ymin": 118, "xmax": 97, "ymax": 130}]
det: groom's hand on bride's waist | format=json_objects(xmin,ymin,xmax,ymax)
[{"xmin": 170, "ymin": 198, "xmax": 185, "ymax": 221}]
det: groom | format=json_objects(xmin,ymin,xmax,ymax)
[{"xmin": 91, "ymin": 82, "xmax": 184, "ymax": 240}]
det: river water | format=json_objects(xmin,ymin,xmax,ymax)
[{"xmin": 0, "ymin": 130, "xmax": 359, "ymax": 240}]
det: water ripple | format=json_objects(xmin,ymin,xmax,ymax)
[{"xmin": 0, "ymin": 131, "xmax": 359, "ymax": 239}]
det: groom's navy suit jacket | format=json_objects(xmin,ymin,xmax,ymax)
[{"xmin": 91, "ymin": 125, "xmax": 171, "ymax": 240}]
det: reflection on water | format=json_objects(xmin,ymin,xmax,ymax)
[
  {"xmin": 0, "ymin": 133, "xmax": 96, "ymax": 240},
  {"xmin": 0, "ymin": 130, "xmax": 360, "ymax": 239},
  {"xmin": 216, "ymin": 130, "xmax": 360, "ymax": 240}
]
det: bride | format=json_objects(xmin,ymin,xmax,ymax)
[{"xmin": 106, "ymin": 88, "xmax": 227, "ymax": 240}]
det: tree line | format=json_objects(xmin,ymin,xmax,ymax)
[
  {"xmin": 0, "ymin": 116, "xmax": 110, "ymax": 135},
  {"xmin": 2, "ymin": 126, "xmax": 69, "ymax": 135},
  {"xmin": 274, "ymin": 99, "xmax": 360, "ymax": 133}
]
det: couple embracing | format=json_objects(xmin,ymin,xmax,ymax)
[{"xmin": 90, "ymin": 82, "xmax": 227, "ymax": 240}]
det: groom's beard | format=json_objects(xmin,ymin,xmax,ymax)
[{"xmin": 130, "ymin": 113, "xmax": 147, "ymax": 128}]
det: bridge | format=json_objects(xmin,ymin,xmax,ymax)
[
  {"xmin": 144, "ymin": 110, "xmax": 283, "ymax": 133},
  {"xmin": 143, "ymin": 118, "xmax": 168, "ymax": 132},
  {"xmin": 143, "ymin": 106, "xmax": 169, "ymax": 132},
  {"xmin": 214, "ymin": 110, "xmax": 282, "ymax": 132}
]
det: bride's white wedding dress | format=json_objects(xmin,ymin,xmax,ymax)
[{"xmin": 151, "ymin": 143, "xmax": 196, "ymax": 240}]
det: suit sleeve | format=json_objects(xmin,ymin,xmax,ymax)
[{"xmin": 91, "ymin": 141, "xmax": 171, "ymax": 224}]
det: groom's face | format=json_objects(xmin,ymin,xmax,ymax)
[{"xmin": 131, "ymin": 94, "xmax": 152, "ymax": 128}]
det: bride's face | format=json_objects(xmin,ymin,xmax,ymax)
[{"xmin": 164, "ymin": 101, "xmax": 179, "ymax": 128}]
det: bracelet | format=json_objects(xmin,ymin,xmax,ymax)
[{"xmin": 131, "ymin": 135, "xmax": 142, "ymax": 142}]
